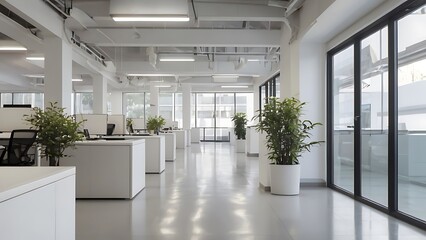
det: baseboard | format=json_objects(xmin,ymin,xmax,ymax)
[
  {"xmin": 247, "ymin": 153, "xmax": 259, "ymax": 157},
  {"xmin": 300, "ymin": 178, "xmax": 326, "ymax": 187},
  {"xmin": 259, "ymin": 182, "xmax": 271, "ymax": 192}
]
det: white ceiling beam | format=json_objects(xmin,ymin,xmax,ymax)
[
  {"xmin": 0, "ymin": 13, "xmax": 43, "ymax": 51},
  {"xmin": 119, "ymin": 61, "xmax": 273, "ymax": 76},
  {"xmin": 0, "ymin": 0, "xmax": 64, "ymax": 38},
  {"xmin": 194, "ymin": 2, "xmax": 286, "ymax": 21},
  {"xmin": 76, "ymin": 29, "xmax": 281, "ymax": 47}
]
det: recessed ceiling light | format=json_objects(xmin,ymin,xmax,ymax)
[
  {"xmin": 0, "ymin": 46, "xmax": 27, "ymax": 51},
  {"xmin": 221, "ymin": 86, "xmax": 249, "ymax": 88},
  {"xmin": 112, "ymin": 15, "xmax": 189, "ymax": 22},
  {"xmin": 26, "ymin": 57, "xmax": 45, "ymax": 61}
]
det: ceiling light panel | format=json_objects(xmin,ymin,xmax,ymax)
[{"xmin": 110, "ymin": 0, "xmax": 189, "ymax": 22}]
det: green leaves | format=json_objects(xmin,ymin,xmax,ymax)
[
  {"xmin": 231, "ymin": 112, "xmax": 248, "ymax": 139},
  {"xmin": 253, "ymin": 97, "xmax": 322, "ymax": 165},
  {"xmin": 146, "ymin": 115, "xmax": 166, "ymax": 131},
  {"xmin": 24, "ymin": 102, "xmax": 84, "ymax": 160}
]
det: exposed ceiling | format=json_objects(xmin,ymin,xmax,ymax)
[{"xmin": 0, "ymin": 0, "xmax": 289, "ymax": 91}]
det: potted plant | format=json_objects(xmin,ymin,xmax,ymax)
[
  {"xmin": 126, "ymin": 118, "xmax": 134, "ymax": 133},
  {"xmin": 24, "ymin": 102, "xmax": 84, "ymax": 166},
  {"xmin": 146, "ymin": 115, "xmax": 166, "ymax": 135},
  {"xmin": 232, "ymin": 112, "xmax": 248, "ymax": 153},
  {"xmin": 254, "ymin": 97, "xmax": 322, "ymax": 195}
]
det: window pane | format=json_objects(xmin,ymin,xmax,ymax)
[
  {"xmin": 175, "ymin": 93, "xmax": 183, "ymax": 128},
  {"xmin": 397, "ymin": 4, "xmax": 426, "ymax": 221},
  {"xmin": 333, "ymin": 45, "xmax": 355, "ymax": 193},
  {"xmin": 360, "ymin": 27, "xmax": 388, "ymax": 206},
  {"xmin": 74, "ymin": 93, "xmax": 93, "ymax": 114},
  {"xmin": 1, "ymin": 93, "xmax": 12, "ymax": 106},
  {"xmin": 159, "ymin": 93, "xmax": 174, "ymax": 124},
  {"xmin": 123, "ymin": 93, "xmax": 145, "ymax": 118},
  {"xmin": 11, "ymin": 93, "xmax": 44, "ymax": 108},
  {"xmin": 235, "ymin": 93, "xmax": 254, "ymax": 124}
]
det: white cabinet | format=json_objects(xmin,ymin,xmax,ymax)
[
  {"xmin": 160, "ymin": 133, "xmax": 176, "ymax": 161},
  {"xmin": 62, "ymin": 139, "xmax": 146, "ymax": 198},
  {"xmin": 0, "ymin": 167, "xmax": 76, "ymax": 240}
]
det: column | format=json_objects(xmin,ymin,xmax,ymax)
[
  {"xmin": 44, "ymin": 36, "xmax": 72, "ymax": 114},
  {"xmin": 109, "ymin": 91, "xmax": 123, "ymax": 114},
  {"xmin": 182, "ymin": 83, "xmax": 191, "ymax": 130},
  {"xmin": 92, "ymin": 74, "xmax": 107, "ymax": 114},
  {"xmin": 149, "ymin": 84, "xmax": 159, "ymax": 117}
]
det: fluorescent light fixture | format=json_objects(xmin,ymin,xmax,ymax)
[
  {"xmin": 72, "ymin": 78, "xmax": 83, "ymax": 82},
  {"xmin": 26, "ymin": 57, "xmax": 45, "ymax": 61},
  {"xmin": 247, "ymin": 59, "xmax": 261, "ymax": 62},
  {"xmin": 221, "ymin": 86, "xmax": 249, "ymax": 88},
  {"xmin": 154, "ymin": 85, "xmax": 171, "ymax": 88},
  {"xmin": 127, "ymin": 73, "xmax": 175, "ymax": 77},
  {"xmin": 0, "ymin": 46, "xmax": 27, "ymax": 51},
  {"xmin": 112, "ymin": 15, "xmax": 189, "ymax": 22},
  {"xmin": 252, "ymin": 75, "xmax": 260, "ymax": 78},
  {"xmin": 24, "ymin": 74, "xmax": 44, "ymax": 78},
  {"xmin": 150, "ymin": 80, "xmax": 164, "ymax": 83},
  {"xmin": 159, "ymin": 58, "xmax": 195, "ymax": 62}
]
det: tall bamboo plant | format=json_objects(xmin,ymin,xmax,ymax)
[
  {"xmin": 254, "ymin": 97, "xmax": 322, "ymax": 165},
  {"xmin": 232, "ymin": 112, "xmax": 248, "ymax": 140}
]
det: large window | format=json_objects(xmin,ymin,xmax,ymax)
[
  {"xmin": 259, "ymin": 73, "xmax": 280, "ymax": 113},
  {"xmin": 123, "ymin": 93, "xmax": 147, "ymax": 120},
  {"xmin": 327, "ymin": 0, "xmax": 426, "ymax": 228},
  {"xmin": 193, "ymin": 92, "xmax": 254, "ymax": 141},
  {"xmin": 74, "ymin": 92, "xmax": 93, "ymax": 114},
  {"xmin": 1, "ymin": 93, "xmax": 43, "ymax": 108}
]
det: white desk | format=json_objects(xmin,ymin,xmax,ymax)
[
  {"xmin": 160, "ymin": 132, "xmax": 176, "ymax": 161},
  {"xmin": 173, "ymin": 130, "xmax": 187, "ymax": 149},
  {"xmin": 0, "ymin": 167, "xmax": 76, "ymax": 240},
  {"xmin": 104, "ymin": 135, "xmax": 166, "ymax": 174},
  {"xmin": 62, "ymin": 139, "xmax": 146, "ymax": 199}
]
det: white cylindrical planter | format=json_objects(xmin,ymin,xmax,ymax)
[
  {"xmin": 270, "ymin": 164, "xmax": 300, "ymax": 195},
  {"xmin": 236, "ymin": 139, "xmax": 246, "ymax": 153}
]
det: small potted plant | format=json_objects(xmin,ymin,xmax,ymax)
[
  {"xmin": 254, "ymin": 97, "xmax": 322, "ymax": 195},
  {"xmin": 231, "ymin": 112, "xmax": 248, "ymax": 153},
  {"xmin": 126, "ymin": 118, "xmax": 134, "ymax": 133},
  {"xmin": 25, "ymin": 102, "xmax": 84, "ymax": 166},
  {"xmin": 146, "ymin": 115, "xmax": 166, "ymax": 135}
]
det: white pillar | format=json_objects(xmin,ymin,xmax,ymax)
[
  {"xmin": 44, "ymin": 36, "xmax": 72, "ymax": 114},
  {"xmin": 109, "ymin": 91, "xmax": 123, "ymax": 114},
  {"xmin": 182, "ymin": 84, "xmax": 192, "ymax": 130},
  {"xmin": 93, "ymin": 74, "xmax": 107, "ymax": 114},
  {"xmin": 149, "ymin": 84, "xmax": 159, "ymax": 117}
]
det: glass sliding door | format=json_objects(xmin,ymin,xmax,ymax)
[
  {"xmin": 332, "ymin": 45, "xmax": 355, "ymax": 193},
  {"xmin": 360, "ymin": 27, "xmax": 389, "ymax": 206},
  {"xmin": 397, "ymin": 4, "xmax": 426, "ymax": 221}
]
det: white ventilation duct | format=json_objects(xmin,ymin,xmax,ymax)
[{"xmin": 110, "ymin": 0, "xmax": 189, "ymax": 19}]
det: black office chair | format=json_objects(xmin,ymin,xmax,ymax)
[
  {"xmin": 0, "ymin": 129, "xmax": 38, "ymax": 166},
  {"xmin": 107, "ymin": 124, "xmax": 116, "ymax": 136}
]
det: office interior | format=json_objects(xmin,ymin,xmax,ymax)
[{"xmin": 0, "ymin": 0, "xmax": 426, "ymax": 239}]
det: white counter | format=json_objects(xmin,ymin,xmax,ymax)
[
  {"xmin": 62, "ymin": 139, "xmax": 146, "ymax": 198},
  {"xmin": 0, "ymin": 167, "xmax": 76, "ymax": 240},
  {"xmin": 104, "ymin": 136, "xmax": 166, "ymax": 173},
  {"xmin": 160, "ymin": 132, "xmax": 176, "ymax": 161},
  {"xmin": 173, "ymin": 130, "xmax": 187, "ymax": 149}
]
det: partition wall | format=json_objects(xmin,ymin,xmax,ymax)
[{"xmin": 327, "ymin": 0, "xmax": 426, "ymax": 228}]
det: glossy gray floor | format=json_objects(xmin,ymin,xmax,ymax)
[{"xmin": 76, "ymin": 142, "xmax": 426, "ymax": 240}]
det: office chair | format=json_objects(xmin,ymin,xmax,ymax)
[
  {"xmin": 107, "ymin": 123, "xmax": 116, "ymax": 136},
  {"xmin": 0, "ymin": 129, "xmax": 38, "ymax": 166}
]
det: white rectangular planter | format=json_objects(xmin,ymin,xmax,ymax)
[{"xmin": 236, "ymin": 139, "xmax": 246, "ymax": 153}]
